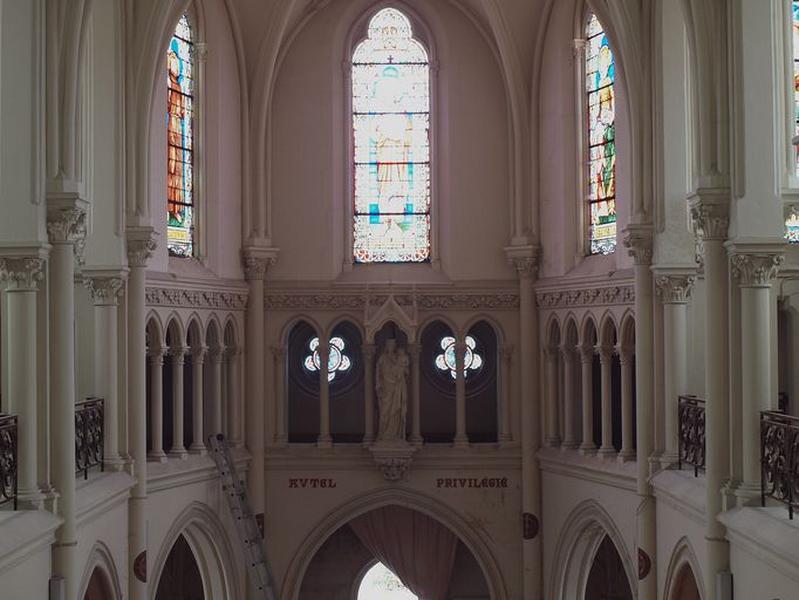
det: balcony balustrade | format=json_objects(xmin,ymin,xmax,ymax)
[
  {"xmin": 0, "ymin": 414, "xmax": 17, "ymax": 509},
  {"xmin": 75, "ymin": 398, "xmax": 104, "ymax": 480},
  {"xmin": 678, "ymin": 395, "xmax": 705, "ymax": 477},
  {"xmin": 761, "ymin": 410, "xmax": 799, "ymax": 519}
]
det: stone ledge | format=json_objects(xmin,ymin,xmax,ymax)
[
  {"xmin": 76, "ymin": 471, "xmax": 136, "ymax": 526},
  {"xmin": 650, "ymin": 467, "xmax": 707, "ymax": 524},
  {"xmin": 0, "ymin": 510, "xmax": 61, "ymax": 575},
  {"xmin": 538, "ymin": 447, "xmax": 637, "ymax": 492},
  {"xmin": 146, "ymin": 448, "xmax": 250, "ymax": 494}
]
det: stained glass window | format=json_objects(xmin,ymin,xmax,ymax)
[
  {"xmin": 585, "ymin": 13, "xmax": 617, "ymax": 255},
  {"xmin": 352, "ymin": 8, "xmax": 431, "ymax": 263},
  {"xmin": 167, "ymin": 14, "xmax": 195, "ymax": 257},
  {"xmin": 788, "ymin": 3, "xmax": 799, "ymax": 242},
  {"xmin": 435, "ymin": 335, "xmax": 483, "ymax": 379},
  {"xmin": 303, "ymin": 337, "xmax": 352, "ymax": 382}
]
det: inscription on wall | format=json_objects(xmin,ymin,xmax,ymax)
[
  {"xmin": 288, "ymin": 478, "xmax": 338, "ymax": 488},
  {"xmin": 436, "ymin": 477, "xmax": 509, "ymax": 489}
]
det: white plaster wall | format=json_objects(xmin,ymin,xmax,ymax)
[
  {"xmin": 0, "ymin": 544, "xmax": 53, "ymax": 600},
  {"xmin": 729, "ymin": 542, "xmax": 799, "ymax": 600},
  {"xmin": 268, "ymin": 0, "xmax": 513, "ymax": 282}
]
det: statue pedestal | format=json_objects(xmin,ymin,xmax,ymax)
[{"xmin": 369, "ymin": 440, "xmax": 417, "ymax": 482}]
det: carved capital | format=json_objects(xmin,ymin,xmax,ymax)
[
  {"xmin": 47, "ymin": 206, "xmax": 87, "ymax": 246},
  {"xmin": 191, "ymin": 346, "xmax": 208, "ymax": 363},
  {"xmin": 623, "ymin": 225, "xmax": 654, "ymax": 266},
  {"xmin": 126, "ymin": 228, "xmax": 158, "ymax": 268},
  {"xmin": 729, "ymin": 252, "xmax": 784, "ymax": 287},
  {"xmin": 597, "ymin": 345, "xmax": 614, "ymax": 362},
  {"xmin": 689, "ymin": 195, "xmax": 729, "ymax": 242},
  {"xmin": 572, "ymin": 38, "xmax": 587, "ymax": 58},
  {"xmin": 504, "ymin": 245, "xmax": 540, "ymax": 280},
  {"xmin": 242, "ymin": 248, "xmax": 279, "ymax": 281},
  {"xmin": 655, "ymin": 274, "xmax": 695, "ymax": 304},
  {"xmin": 84, "ymin": 276, "xmax": 125, "ymax": 306},
  {"xmin": 578, "ymin": 344, "xmax": 595, "ymax": 364},
  {"xmin": 558, "ymin": 345, "xmax": 576, "ymax": 362},
  {"xmin": 616, "ymin": 344, "xmax": 634, "ymax": 363},
  {"xmin": 169, "ymin": 346, "xmax": 188, "ymax": 364},
  {"xmin": 0, "ymin": 258, "xmax": 45, "ymax": 291}
]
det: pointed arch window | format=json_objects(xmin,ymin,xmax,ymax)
[
  {"xmin": 351, "ymin": 7, "xmax": 431, "ymax": 263},
  {"xmin": 585, "ymin": 13, "xmax": 617, "ymax": 255},
  {"xmin": 167, "ymin": 14, "xmax": 196, "ymax": 257},
  {"xmin": 786, "ymin": 2, "xmax": 799, "ymax": 242}
]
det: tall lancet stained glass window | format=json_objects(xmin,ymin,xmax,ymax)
[
  {"xmin": 787, "ymin": 2, "xmax": 799, "ymax": 242},
  {"xmin": 352, "ymin": 8, "xmax": 431, "ymax": 263},
  {"xmin": 167, "ymin": 14, "xmax": 195, "ymax": 257},
  {"xmin": 585, "ymin": 13, "xmax": 617, "ymax": 255}
]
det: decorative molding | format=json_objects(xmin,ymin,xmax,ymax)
[
  {"xmin": 47, "ymin": 202, "xmax": 88, "ymax": 263},
  {"xmin": 655, "ymin": 274, "xmax": 696, "ymax": 304},
  {"xmin": 126, "ymin": 227, "xmax": 158, "ymax": 268},
  {"xmin": 145, "ymin": 287, "xmax": 248, "ymax": 310},
  {"xmin": 623, "ymin": 225, "xmax": 654, "ymax": 266},
  {"xmin": 242, "ymin": 247, "xmax": 279, "ymax": 281},
  {"xmin": 688, "ymin": 191, "xmax": 730, "ymax": 242},
  {"xmin": 504, "ymin": 245, "xmax": 540, "ymax": 280},
  {"xmin": 0, "ymin": 257, "xmax": 45, "ymax": 291},
  {"xmin": 729, "ymin": 252, "xmax": 784, "ymax": 287},
  {"xmin": 369, "ymin": 442, "xmax": 418, "ymax": 482},
  {"xmin": 265, "ymin": 293, "xmax": 520, "ymax": 311},
  {"xmin": 536, "ymin": 285, "xmax": 634, "ymax": 308},
  {"xmin": 84, "ymin": 277, "xmax": 125, "ymax": 306}
]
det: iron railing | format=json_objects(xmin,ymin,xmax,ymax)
[
  {"xmin": 75, "ymin": 398, "xmax": 104, "ymax": 480},
  {"xmin": 678, "ymin": 395, "xmax": 706, "ymax": 477},
  {"xmin": 0, "ymin": 414, "xmax": 18, "ymax": 509},
  {"xmin": 761, "ymin": 410, "xmax": 799, "ymax": 519}
]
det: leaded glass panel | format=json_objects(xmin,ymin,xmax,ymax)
[
  {"xmin": 352, "ymin": 8, "xmax": 431, "ymax": 263},
  {"xmin": 585, "ymin": 13, "xmax": 617, "ymax": 255},
  {"xmin": 167, "ymin": 14, "xmax": 195, "ymax": 257}
]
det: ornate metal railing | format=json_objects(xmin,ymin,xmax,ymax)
[
  {"xmin": 0, "ymin": 414, "xmax": 18, "ymax": 509},
  {"xmin": 761, "ymin": 410, "xmax": 799, "ymax": 519},
  {"xmin": 75, "ymin": 398, "xmax": 104, "ymax": 480},
  {"xmin": 678, "ymin": 395, "xmax": 706, "ymax": 477}
]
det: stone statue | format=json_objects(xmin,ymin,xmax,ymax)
[{"xmin": 375, "ymin": 339, "xmax": 409, "ymax": 442}]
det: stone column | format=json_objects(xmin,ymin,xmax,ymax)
[
  {"xmin": 690, "ymin": 197, "xmax": 731, "ymax": 592},
  {"xmin": 243, "ymin": 250, "xmax": 275, "ymax": 523},
  {"xmin": 579, "ymin": 344, "xmax": 596, "ymax": 455},
  {"xmin": 624, "ymin": 225, "xmax": 656, "ymax": 600},
  {"xmin": 654, "ymin": 271, "xmax": 695, "ymax": 465},
  {"xmin": 208, "ymin": 346, "xmax": 223, "ymax": 436},
  {"xmin": 362, "ymin": 343, "xmax": 376, "ymax": 445},
  {"xmin": 189, "ymin": 346, "xmax": 206, "ymax": 454},
  {"xmin": 617, "ymin": 345, "xmax": 635, "ymax": 462},
  {"xmin": 560, "ymin": 346, "xmax": 579, "ymax": 449},
  {"xmin": 500, "ymin": 344, "xmax": 513, "ymax": 445},
  {"xmin": 48, "ymin": 200, "xmax": 87, "ymax": 600},
  {"xmin": 84, "ymin": 272, "xmax": 126, "ymax": 470},
  {"xmin": 544, "ymin": 347, "xmax": 560, "ymax": 447},
  {"xmin": 597, "ymin": 345, "xmax": 615, "ymax": 457},
  {"xmin": 169, "ymin": 347, "xmax": 188, "ymax": 458},
  {"xmin": 148, "ymin": 347, "xmax": 167, "ymax": 462},
  {"xmin": 506, "ymin": 246, "xmax": 542, "ymax": 599},
  {"xmin": 272, "ymin": 346, "xmax": 287, "ymax": 445},
  {"xmin": 317, "ymin": 337, "xmax": 332, "ymax": 447},
  {"xmin": 228, "ymin": 347, "xmax": 243, "ymax": 446},
  {"xmin": 453, "ymin": 340, "xmax": 468, "ymax": 447},
  {"xmin": 408, "ymin": 343, "xmax": 423, "ymax": 445},
  {"xmin": 728, "ymin": 242, "xmax": 784, "ymax": 496},
  {"xmin": 126, "ymin": 227, "xmax": 157, "ymax": 600},
  {"xmin": 0, "ymin": 256, "xmax": 45, "ymax": 508}
]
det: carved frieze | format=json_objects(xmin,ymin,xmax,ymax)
[
  {"xmin": 536, "ymin": 285, "xmax": 634, "ymax": 308},
  {"xmin": 145, "ymin": 287, "xmax": 248, "ymax": 310},
  {"xmin": 264, "ymin": 293, "xmax": 520, "ymax": 311}
]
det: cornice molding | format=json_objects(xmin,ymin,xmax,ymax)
[
  {"xmin": 145, "ymin": 286, "xmax": 248, "ymax": 311},
  {"xmin": 536, "ymin": 285, "xmax": 634, "ymax": 309},
  {"xmin": 264, "ymin": 292, "xmax": 520, "ymax": 311}
]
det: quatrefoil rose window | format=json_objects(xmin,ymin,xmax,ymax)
[
  {"xmin": 303, "ymin": 337, "xmax": 352, "ymax": 382},
  {"xmin": 435, "ymin": 335, "xmax": 483, "ymax": 379}
]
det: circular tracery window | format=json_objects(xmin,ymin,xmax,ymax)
[
  {"xmin": 434, "ymin": 335, "xmax": 483, "ymax": 379},
  {"xmin": 303, "ymin": 336, "xmax": 352, "ymax": 382}
]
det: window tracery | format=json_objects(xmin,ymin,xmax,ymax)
[
  {"xmin": 303, "ymin": 336, "xmax": 352, "ymax": 382},
  {"xmin": 167, "ymin": 14, "xmax": 196, "ymax": 257},
  {"xmin": 351, "ymin": 7, "xmax": 431, "ymax": 263},
  {"xmin": 434, "ymin": 335, "xmax": 483, "ymax": 380},
  {"xmin": 585, "ymin": 13, "xmax": 617, "ymax": 255}
]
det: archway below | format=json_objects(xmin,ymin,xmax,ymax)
[
  {"xmin": 83, "ymin": 567, "xmax": 113, "ymax": 600},
  {"xmin": 357, "ymin": 562, "xmax": 418, "ymax": 600},
  {"xmin": 298, "ymin": 505, "xmax": 490, "ymax": 600},
  {"xmin": 155, "ymin": 534, "xmax": 205, "ymax": 600},
  {"xmin": 584, "ymin": 535, "xmax": 633, "ymax": 600},
  {"xmin": 671, "ymin": 564, "xmax": 701, "ymax": 600}
]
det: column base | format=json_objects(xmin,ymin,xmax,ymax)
[
  {"xmin": 317, "ymin": 435, "xmax": 333, "ymax": 449},
  {"xmin": 597, "ymin": 447, "xmax": 617, "ymax": 460},
  {"xmin": 616, "ymin": 449, "xmax": 636, "ymax": 463},
  {"xmin": 168, "ymin": 448, "xmax": 188, "ymax": 460},
  {"xmin": 103, "ymin": 456, "xmax": 127, "ymax": 472},
  {"xmin": 659, "ymin": 451, "xmax": 678, "ymax": 468},
  {"xmin": 578, "ymin": 444, "xmax": 597, "ymax": 456},
  {"xmin": 16, "ymin": 487, "xmax": 45, "ymax": 510},
  {"xmin": 452, "ymin": 436, "xmax": 469, "ymax": 449},
  {"xmin": 41, "ymin": 486, "xmax": 59, "ymax": 512},
  {"xmin": 148, "ymin": 451, "xmax": 168, "ymax": 463},
  {"xmin": 188, "ymin": 444, "xmax": 207, "ymax": 456},
  {"xmin": 730, "ymin": 481, "xmax": 762, "ymax": 507}
]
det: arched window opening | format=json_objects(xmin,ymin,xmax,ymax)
[
  {"xmin": 167, "ymin": 14, "xmax": 196, "ymax": 257},
  {"xmin": 464, "ymin": 321, "xmax": 498, "ymax": 443},
  {"xmin": 155, "ymin": 534, "xmax": 205, "ymax": 600},
  {"xmin": 420, "ymin": 321, "xmax": 456, "ymax": 442},
  {"xmin": 434, "ymin": 335, "xmax": 483, "ymax": 380},
  {"xmin": 584, "ymin": 535, "xmax": 633, "ymax": 600},
  {"xmin": 352, "ymin": 7, "xmax": 431, "ymax": 263},
  {"xmin": 357, "ymin": 562, "xmax": 418, "ymax": 600},
  {"xmin": 304, "ymin": 336, "xmax": 353, "ymax": 382},
  {"xmin": 585, "ymin": 13, "xmax": 617, "ymax": 255},
  {"xmin": 787, "ymin": 3, "xmax": 799, "ymax": 241}
]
